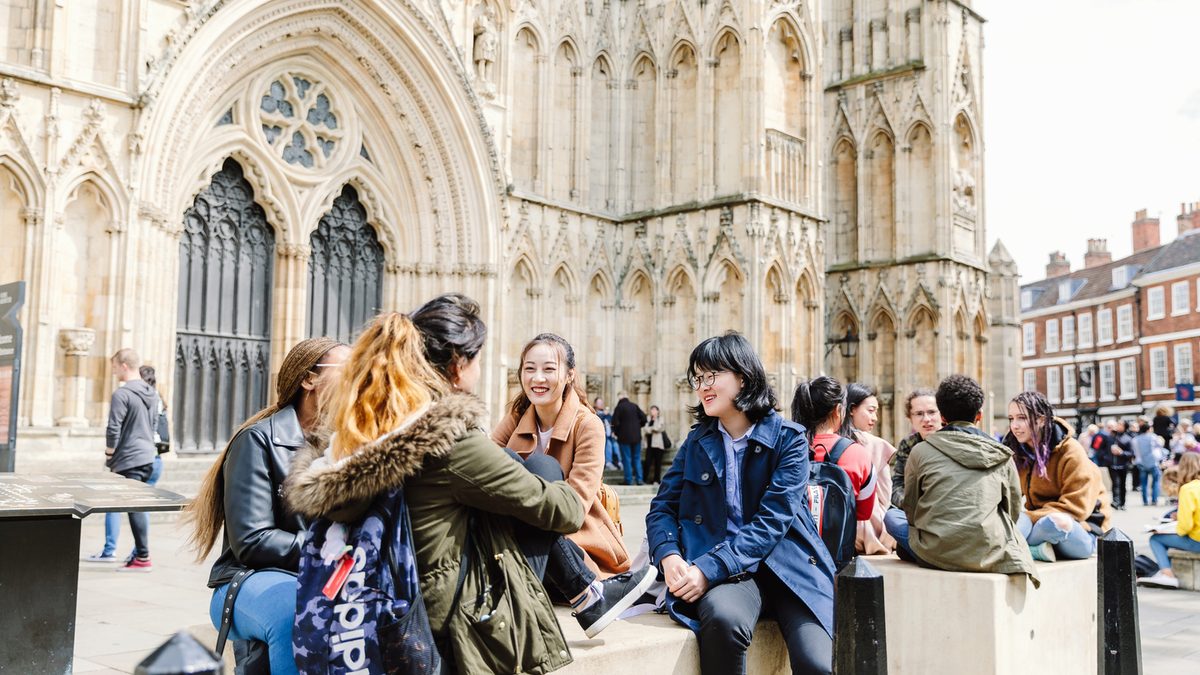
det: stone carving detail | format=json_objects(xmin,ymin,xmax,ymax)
[
  {"xmin": 472, "ymin": 3, "xmax": 499, "ymax": 98},
  {"xmin": 58, "ymin": 328, "xmax": 96, "ymax": 357},
  {"xmin": 259, "ymin": 75, "xmax": 343, "ymax": 169}
]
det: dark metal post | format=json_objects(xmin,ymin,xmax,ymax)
[
  {"xmin": 0, "ymin": 515, "xmax": 81, "ymax": 673},
  {"xmin": 136, "ymin": 631, "xmax": 223, "ymax": 675},
  {"xmin": 1098, "ymin": 528, "xmax": 1142, "ymax": 675},
  {"xmin": 833, "ymin": 557, "xmax": 888, "ymax": 675}
]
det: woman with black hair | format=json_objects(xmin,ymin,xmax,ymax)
[
  {"xmin": 846, "ymin": 383, "xmax": 896, "ymax": 554},
  {"xmin": 792, "ymin": 376, "xmax": 879, "ymax": 525},
  {"xmin": 646, "ymin": 332, "xmax": 834, "ymax": 675},
  {"xmin": 1004, "ymin": 391, "xmax": 1111, "ymax": 561}
]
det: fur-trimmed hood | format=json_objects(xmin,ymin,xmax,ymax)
[{"xmin": 285, "ymin": 393, "xmax": 488, "ymax": 519}]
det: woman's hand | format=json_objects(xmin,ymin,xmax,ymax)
[
  {"xmin": 661, "ymin": 553, "xmax": 689, "ymax": 589},
  {"xmin": 668, "ymin": 564, "xmax": 710, "ymax": 603}
]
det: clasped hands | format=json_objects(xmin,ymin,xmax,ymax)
[{"xmin": 661, "ymin": 553, "xmax": 709, "ymax": 603}]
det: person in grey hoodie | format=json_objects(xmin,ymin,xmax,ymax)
[
  {"xmin": 898, "ymin": 375, "xmax": 1039, "ymax": 587},
  {"xmin": 104, "ymin": 348, "xmax": 161, "ymax": 571}
]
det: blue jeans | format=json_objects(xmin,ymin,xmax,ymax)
[
  {"xmin": 1140, "ymin": 465, "xmax": 1162, "ymax": 505},
  {"xmin": 619, "ymin": 442, "xmax": 643, "ymax": 484},
  {"xmin": 1018, "ymin": 512, "xmax": 1096, "ymax": 560},
  {"xmin": 1149, "ymin": 533, "xmax": 1200, "ymax": 570},
  {"xmin": 209, "ymin": 570, "xmax": 299, "ymax": 675},
  {"xmin": 104, "ymin": 455, "xmax": 162, "ymax": 557},
  {"xmin": 883, "ymin": 508, "xmax": 927, "ymax": 565},
  {"xmin": 605, "ymin": 437, "xmax": 621, "ymax": 467}
]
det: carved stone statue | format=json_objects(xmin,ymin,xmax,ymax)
[
  {"xmin": 473, "ymin": 5, "xmax": 498, "ymax": 96},
  {"xmin": 953, "ymin": 168, "xmax": 976, "ymax": 217}
]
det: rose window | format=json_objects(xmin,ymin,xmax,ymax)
[{"xmin": 259, "ymin": 75, "xmax": 343, "ymax": 169}]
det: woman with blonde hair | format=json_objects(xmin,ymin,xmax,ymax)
[
  {"xmin": 1140, "ymin": 452, "xmax": 1200, "ymax": 588},
  {"xmin": 287, "ymin": 303, "xmax": 651, "ymax": 674},
  {"xmin": 186, "ymin": 337, "xmax": 350, "ymax": 675}
]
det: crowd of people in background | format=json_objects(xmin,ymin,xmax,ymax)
[{"xmin": 108, "ymin": 289, "xmax": 1193, "ymax": 674}]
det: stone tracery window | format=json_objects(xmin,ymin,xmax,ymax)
[{"xmin": 259, "ymin": 75, "xmax": 343, "ymax": 169}]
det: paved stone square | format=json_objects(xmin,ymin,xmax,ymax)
[{"xmin": 64, "ymin": 499, "xmax": 1195, "ymax": 674}]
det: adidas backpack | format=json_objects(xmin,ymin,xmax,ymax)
[
  {"xmin": 807, "ymin": 436, "xmax": 858, "ymax": 570},
  {"xmin": 294, "ymin": 487, "xmax": 441, "ymax": 674}
]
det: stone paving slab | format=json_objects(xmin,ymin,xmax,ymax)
[{"xmin": 63, "ymin": 499, "xmax": 1193, "ymax": 673}]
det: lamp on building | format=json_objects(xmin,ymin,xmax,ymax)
[{"xmin": 825, "ymin": 330, "xmax": 859, "ymax": 359}]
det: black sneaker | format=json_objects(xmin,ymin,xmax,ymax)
[{"xmin": 573, "ymin": 566, "xmax": 658, "ymax": 638}]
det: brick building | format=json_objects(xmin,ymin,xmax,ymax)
[{"xmin": 1019, "ymin": 208, "xmax": 1200, "ymax": 427}]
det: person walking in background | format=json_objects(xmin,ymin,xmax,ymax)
[
  {"xmin": 595, "ymin": 396, "xmax": 621, "ymax": 471},
  {"xmin": 846, "ymin": 383, "xmax": 896, "ymax": 554},
  {"xmin": 1005, "ymin": 391, "xmax": 1111, "ymax": 562},
  {"xmin": 643, "ymin": 405, "xmax": 668, "ymax": 485},
  {"xmin": 186, "ymin": 337, "xmax": 349, "ymax": 675},
  {"xmin": 1139, "ymin": 453, "xmax": 1200, "ymax": 589},
  {"xmin": 1109, "ymin": 420, "xmax": 1134, "ymax": 510},
  {"xmin": 97, "ymin": 349, "xmax": 161, "ymax": 571},
  {"xmin": 1153, "ymin": 405, "xmax": 1177, "ymax": 451},
  {"xmin": 1079, "ymin": 424, "xmax": 1100, "ymax": 463},
  {"xmin": 1133, "ymin": 421, "xmax": 1166, "ymax": 507},
  {"xmin": 611, "ymin": 391, "xmax": 647, "ymax": 485}
]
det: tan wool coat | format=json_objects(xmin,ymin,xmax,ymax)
[
  {"xmin": 1017, "ymin": 419, "xmax": 1112, "ymax": 531},
  {"xmin": 493, "ymin": 392, "xmax": 631, "ymax": 576}
]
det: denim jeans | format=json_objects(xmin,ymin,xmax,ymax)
[
  {"xmin": 605, "ymin": 437, "xmax": 621, "ymax": 468},
  {"xmin": 209, "ymin": 570, "xmax": 299, "ymax": 675},
  {"xmin": 1140, "ymin": 465, "xmax": 1162, "ymax": 505},
  {"xmin": 619, "ymin": 442, "xmax": 643, "ymax": 485},
  {"xmin": 1018, "ymin": 512, "xmax": 1096, "ymax": 560},
  {"xmin": 1149, "ymin": 533, "xmax": 1200, "ymax": 570},
  {"xmin": 104, "ymin": 455, "xmax": 162, "ymax": 557},
  {"xmin": 504, "ymin": 450, "xmax": 596, "ymax": 600},
  {"xmin": 111, "ymin": 462, "xmax": 154, "ymax": 558},
  {"xmin": 695, "ymin": 567, "xmax": 832, "ymax": 675},
  {"xmin": 882, "ymin": 508, "xmax": 929, "ymax": 566}
]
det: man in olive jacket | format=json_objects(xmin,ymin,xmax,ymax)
[{"xmin": 899, "ymin": 375, "xmax": 1039, "ymax": 587}]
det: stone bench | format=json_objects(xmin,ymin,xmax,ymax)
[
  {"xmin": 865, "ymin": 554, "xmax": 1097, "ymax": 675},
  {"xmin": 1167, "ymin": 549, "xmax": 1200, "ymax": 590}
]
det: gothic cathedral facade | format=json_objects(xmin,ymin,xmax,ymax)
[{"xmin": 0, "ymin": 0, "xmax": 1016, "ymax": 460}]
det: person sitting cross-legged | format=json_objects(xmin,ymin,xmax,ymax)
[{"xmin": 896, "ymin": 375, "xmax": 1039, "ymax": 588}]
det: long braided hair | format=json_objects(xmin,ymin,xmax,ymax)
[
  {"xmin": 1004, "ymin": 390, "xmax": 1057, "ymax": 478},
  {"xmin": 185, "ymin": 336, "xmax": 344, "ymax": 560}
]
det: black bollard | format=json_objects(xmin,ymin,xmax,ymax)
[
  {"xmin": 135, "ymin": 631, "xmax": 223, "ymax": 675},
  {"xmin": 1097, "ymin": 528, "xmax": 1142, "ymax": 675},
  {"xmin": 833, "ymin": 557, "xmax": 888, "ymax": 675}
]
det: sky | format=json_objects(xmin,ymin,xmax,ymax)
[{"xmin": 979, "ymin": 0, "xmax": 1200, "ymax": 282}]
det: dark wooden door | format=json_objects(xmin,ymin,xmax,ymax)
[
  {"xmin": 307, "ymin": 185, "xmax": 383, "ymax": 342},
  {"xmin": 173, "ymin": 159, "xmax": 275, "ymax": 453}
]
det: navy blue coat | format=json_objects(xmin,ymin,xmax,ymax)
[{"xmin": 646, "ymin": 410, "xmax": 835, "ymax": 636}]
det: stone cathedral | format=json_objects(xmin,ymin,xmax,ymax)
[{"xmin": 0, "ymin": 0, "xmax": 1017, "ymax": 463}]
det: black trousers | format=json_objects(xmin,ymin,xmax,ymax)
[
  {"xmin": 1108, "ymin": 467, "xmax": 1128, "ymax": 507},
  {"xmin": 643, "ymin": 446, "xmax": 664, "ymax": 484},
  {"xmin": 694, "ymin": 567, "xmax": 832, "ymax": 675},
  {"xmin": 504, "ymin": 450, "xmax": 595, "ymax": 601}
]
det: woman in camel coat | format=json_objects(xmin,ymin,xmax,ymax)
[{"xmin": 493, "ymin": 334, "xmax": 631, "ymax": 576}]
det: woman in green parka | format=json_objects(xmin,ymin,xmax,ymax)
[{"xmin": 286, "ymin": 305, "xmax": 585, "ymax": 674}]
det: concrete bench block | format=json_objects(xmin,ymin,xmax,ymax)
[
  {"xmin": 1167, "ymin": 549, "xmax": 1200, "ymax": 590},
  {"xmin": 556, "ymin": 607, "xmax": 789, "ymax": 674},
  {"xmin": 865, "ymin": 555, "xmax": 1097, "ymax": 675}
]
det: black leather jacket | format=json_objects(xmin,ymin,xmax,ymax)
[{"xmin": 208, "ymin": 405, "xmax": 307, "ymax": 588}]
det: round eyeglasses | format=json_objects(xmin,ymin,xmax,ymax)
[{"xmin": 688, "ymin": 371, "xmax": 721, "ymax": 390}]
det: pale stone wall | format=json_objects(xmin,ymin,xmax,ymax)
[{"xmin": 0, "ymin": 0, "xmax": 1015, "ymax": 462}]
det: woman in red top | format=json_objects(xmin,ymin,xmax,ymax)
[{"xmin": 791, "ymin": 376, "xmax": 877, "ymax": 522}]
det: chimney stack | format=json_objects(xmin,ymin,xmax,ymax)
[
  {"xmin": 1132, "ymin": 209, "xmax": 1161, "ymax": 252},
  {"xmin": 1046, "ymin": 251, "xmax": 1070, "ymax": 278},
  {"xmin": 1178, "ymin": 201, "xmax": 1200, "ymax": 236},
  {"xmin": 1083, "ymin": 238, "xmax": 1112, "ymax": 268}
]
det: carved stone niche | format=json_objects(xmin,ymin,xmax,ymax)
[
  {"xmin": 631, "ymin": 375, "xmax": 652, "ymax": 395},
  {"xmin": 675, "ymin": 375, "xmax": 692, "ymax": 392},
  {"xmin": 59, "ymin": 328, "xmax": 96, "ymax": 357},
  {"xmin": 585, "ymin": 372, "xmax": 602, "ymax": 395},
  {"xmin": 879, "ymin": 392, "xmax": 895, "ymax": 407}
]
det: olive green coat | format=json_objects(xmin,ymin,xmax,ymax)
[
  {"xmin": 286, "ymin": 394, "xmax": 585, "ymax": 674},
  {"xmin": 902, "ymin": 422, "xmax": 1040, "ymax": 587}
]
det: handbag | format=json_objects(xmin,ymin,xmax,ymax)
[
  {"xmin": 662, "ymin": 430, "xmax": 672, "ymax": 450},
  {"xmin": 155, "ymin": 409, "xmax": 171, "ymax": 454}
]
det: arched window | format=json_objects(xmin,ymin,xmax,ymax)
[
  {"xmin": 589, "ymin": 57, "xmax": 614, "ymax": 210},
  {"xmin": 867, "ymin": 131, "xmax": 895, "ymax": 261},
  {"xmin": 832, "ymin": 139, "xmax": 858, "ymax": 264},
  {"xmin": 174, "ymin": 159, "xmax": 274, "ymax": 453},
  {"xmin": 906, "ymin": 124, "xmax": 935, "ymax": 255},
  {"xmin": 550, "ymin": 42, "xmax": 579, "ymax": 201},
  {"xmin": 511, "ymin": 28, "xmax": 541, "ymax": 190},
  {"xmin": 307, "ymin": 185, "xmax": 384, "ymax": 342},
  {"xmin": 712, "ymin": 32, "xmax": 742, "ymax": 195},
  {"xmin": 629, "ymin": 56, "xmax": 657, "ymax": 211},
  {"xmin": 669, "ymin": 45, "xmax": 698, "ymax": 203}
]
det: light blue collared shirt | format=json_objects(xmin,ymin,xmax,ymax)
[{"xmin": 717, "ymin": 420, "xmax": 756, "ymax": 540}]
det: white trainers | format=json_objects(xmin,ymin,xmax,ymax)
[{"xmin": 1137, "ymin": 571, "xmax": 1179, "ymax": 588}]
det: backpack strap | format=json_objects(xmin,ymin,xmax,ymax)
[
  {"xmin": 215, "ymin": 567, "xmax": 255, "ymax": 656},
  {"xmin": 826, "ymin": 436, "xmax": 855, "ymax": 464}
]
